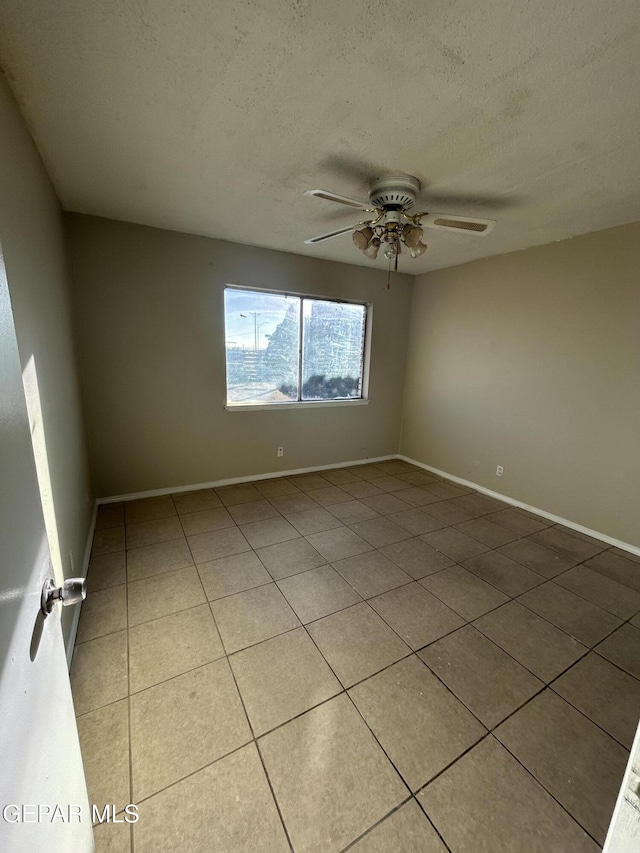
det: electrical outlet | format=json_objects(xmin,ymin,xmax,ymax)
[
  {"xmin": 277, "ymin": 447, "xmax": 284, "ymax": 457},
  {"xmin": 496, "ymin": 465, "xmax": 504, "ymax": 477}
]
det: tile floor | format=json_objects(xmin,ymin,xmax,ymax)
[{"xmin": 71, "ymin": 460, "xmax": 640, "ymax": 853}]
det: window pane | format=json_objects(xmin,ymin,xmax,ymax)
[
  {"xmin": 225, "ymin": 289, "xmax": 300, "ymax": 404},
  {"xmin": 301, "ymin": 299, "xmax": 366, "ymax": 400}
]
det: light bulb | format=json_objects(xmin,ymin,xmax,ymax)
[{"xmin": 383, "ymin": 245, "xmax": 397, "ymax": 260}]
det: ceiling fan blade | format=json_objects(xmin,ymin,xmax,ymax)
[
  {"xmin": 304, "ymin": 189, "xmax": 371, "ymax": 210},
  {"xmin": 304, "ymin": 225, "xmax": 354, "ymax": 245},
  {"xmin": 419, "ymin": 213, "xmax": 496, "ymax": 235}
]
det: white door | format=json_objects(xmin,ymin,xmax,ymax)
[
  {"xmin": 603, "ymin": 720, "xmax": 640, "ymax": 852},
  {"xmin": 0, "ymin": 250, "xmax": 93, "ymax": 851}
]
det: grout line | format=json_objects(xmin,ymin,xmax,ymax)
[
  {"xmin": 250, "ymin": 648, "xmax": 416, "ymax": 742},
  {"xmin": 124, "ymin": 562, "xmax": 135, "ymax": 853},
  {"xmin": 128, "ymin": 598, "xmax": 204, "ymax": 633},
  {"xmin": 254, "ymin": 739, "xmax": 296, "ymax": 853},
  {"xmin": 275, "ymin": 582, "xmax": 365, "ymax": 625},
  {"xmin": 90, "ymin": 545, "xmax": 126, "ymax": 560},
  {"xmin": 412, "ymin": 795, "xmax": 455, "ymax": 853},
  {"xmin": 338, "ymin": 795, "xmax": 415, "ymax": 852},
  {"xmin": 81, "ymin": 588, "xmax": 637, "ymax": 726},
  {"xmin": 74, "ymin": 591, "xmax": 201, "ymax": 645},
  {"xmin": 84, "ymin": 577, "xmax": 128, "ymax": 593},
  {"xmin": 410, "ymin": 728, "xmax": 496, "ymax": 795},
  {"xmin": 79, "ymin": 464, "xmax": 638, "ymax": 851},
  {"xmin": 254, "ymin": 685, "xmax": 347, "ymax": 741},
  {"xmin": 408, "ymin": 621, "xmax": 608, "ymax": 742},
  {"xmin": 592, "ymin": 632, "xmax": 640, "ymax": 680},
  {"xmin": 514, "ymin": 580, "xmax": 633, "ymax": 637},
  {"xmin": 203, "ymin": 575, "xmax": 277, "ymax": 602},
  {"xmin": 128, "ymin": 558, "xmax": 196, "ymax": 587},
  {"xmin": 130, "ymin": 740, "xmax": 254, "ymax": 807},
  {"xmin": 331, "ymin": 565, "xmax": 416, "ymax": 600},
  {"xmin": 534, "ymin": 567, "xmax": 638, "ymax": 622},
  {"xmin": 545, "ymin": 655, "xmax": 638, "ymax": 752},
  {"xmin": 398, "ymin": 455, "xmax": 640, "ymax": 556},
  {"xmin": 511, "ymin": 729, "xmax": 607, "ymax": 844},
  {"xmin": 546, "ymin": 680, "xmax": 635, "ymax": 753},
  {"xmin": 128, "ymin": 654, "xmax": 227, "ymax": 697},
  {"xmin": 124, "ymin": 509, "xmax": 178, "ymax": 525},
  {"xmin": 182, "ymin": 528, "xmax": 217, "ymax": 628},
  {"xmin": 217, "ymin": 609, "xmax": 296, "ymax": 853},
  {"xmin": 210, "ymin": 603, "xmax": 293, "ymax": 658},
  {"xmin": 124, "ymin": 531, "xmax": 187, "ymax": 550},
  {"xmin": 421, "ymin": 579, "xmax": 520, "ymax": 624},
  {"xmin": 78, "ymin": 549, "xmax": 634, "ymax": 670},
  {"xmin": 120, "ymin": 487, "xmax": 608, "ymax": 577},
  {"xmin": 405, "ymin": 685, "xmax": 610, "ymax": 852},
  {"xmin": 81, "ymin": 505, "xmax": 632, "ymax": 654},
  {"xmin": 74, "ymin": 625, "xmax": 127, "ymax": 647},
  {"xmin": 75, "ymin": 694, "xmax": 129, "ymax": 722},
  {"xmin": 379, "ymin": 623, "xmax": 635, "ymax": 838},
  {"xmin": 297, "ymin": 621, "xmax": 419, "ymax": 807},
  {"xmin": 489, "ymin": 731, "xmax": 608, "ymax": 847}
]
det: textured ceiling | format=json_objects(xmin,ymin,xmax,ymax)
[{"xmin": 1, "ymin": 0, "xmax": 639, "ymax": 275}]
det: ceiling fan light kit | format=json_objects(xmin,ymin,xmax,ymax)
[{"xmin": 304, "ymin": 174, "xmax": 496, "ymax": 265}]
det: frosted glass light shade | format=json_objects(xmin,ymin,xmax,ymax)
[
  {"xmin": 403, "ymin": 225, "xmax": 424, "ymax": 248},
  {"xmin": 363, "ymin": 239, "xmax": 380, "ymax": 259},
  {"xmin": 409, "ymin": 241, "xmax": 427, "ymax": 258},
  {"xmin": 352, "ymin": 226, "xmax": 373, "ymax": 250}
]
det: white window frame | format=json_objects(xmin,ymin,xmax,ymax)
[{"xmin": 223, "ymin": 284, "xmax": 372, "ymax": 411}]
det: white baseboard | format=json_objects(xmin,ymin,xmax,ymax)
[
  {"xmin": 94, "ymin": 451, "xmax": 639, "ymax": 558},
  {"xmin": 65, "ymin": 501, "xmax": 98, "ymax": 670},
  {"xmin": 399, "ymin": 455, "xmax": 640, "ymax": 558},
  {"xmin": 97, "ymin": 455, "xmax": 398, "ymax": 505}
]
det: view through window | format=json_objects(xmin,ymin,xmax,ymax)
[{"xmin": 225, "ymin": 288, "xmax": 367, "ymax": 405}]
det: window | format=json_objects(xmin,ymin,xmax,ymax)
[{"xmin": 224, "ymin": 287, "xmax": 369, "ymax": 407}]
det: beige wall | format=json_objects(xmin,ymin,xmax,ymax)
[
  {"xmin": 0, "ymin": 74, "xmax": 93, "ymax": 644},
  {"xmin": 401, "ymin": 221, "xmax": 640, "ymax": 547},
  {"xmin": 66, "ymin": 214, "xmax": 412, "ymax": 497}
]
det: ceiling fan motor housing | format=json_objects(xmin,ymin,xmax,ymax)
[{"xmin": 369, "ymin": 175, "xmax": 420, "ymax": 210}]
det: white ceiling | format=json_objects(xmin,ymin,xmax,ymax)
[{"xmin": 1, "ymin": 1, "xmax": 639, "ymax": 275}]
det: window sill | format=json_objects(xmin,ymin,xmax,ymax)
[{"xmin": 225, "ymin": 399, "xmax": 370, "ymax": 412}]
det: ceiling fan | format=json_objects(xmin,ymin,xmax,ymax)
[{"xmin": 304, "ymin": 175, "xmax": 496, "ymax": 263}]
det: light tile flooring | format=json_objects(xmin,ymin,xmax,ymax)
[{"xmin": 71, "ymin": 460, "xmax": 640, "ymax": 853}]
